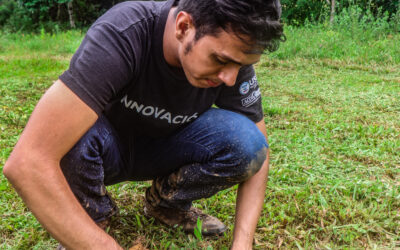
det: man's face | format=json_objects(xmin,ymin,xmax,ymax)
[{"xmin": 177, "ymin": 29, "xmax": 262, "ymax": 88}]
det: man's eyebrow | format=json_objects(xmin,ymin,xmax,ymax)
[
  {"xmin": 215, "ymin": 52, "xmax": 259, "ymax": 66},
  {"xmin": 216, "ymin": 53, "xmax": 244, "ymax": 66}
]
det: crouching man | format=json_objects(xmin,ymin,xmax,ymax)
[{"xmin": 3, "ymin": 0, "xmax": 284, "ymax": 249}]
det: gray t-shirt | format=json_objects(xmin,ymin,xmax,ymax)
[{"xmin": 60, "ymin": 0, "xmax": 263, "ymax": 141}]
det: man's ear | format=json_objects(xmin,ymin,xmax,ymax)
[{"xmin": 175, "ymin": 11, "xmax": 194, "ymax": 42}]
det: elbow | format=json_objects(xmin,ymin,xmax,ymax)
[
  {"xmin": 4, "ymin": 152, "xmax": 58, "ymax": 187},
  {"xmin": 3, "ymin": 159, "xmax": 17, "ymax": 183},
  {"xmin": 3, "ymin": 155, "xmax": 26, "ymax": 186}
]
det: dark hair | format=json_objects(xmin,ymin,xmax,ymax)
[{"xmin": 174, "ymin": 0, "xmax": 285, "ymax": 53}]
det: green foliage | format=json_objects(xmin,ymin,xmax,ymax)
[
  {"xmin": 72, "ymin": 0, "xmax": 112, "ymax": 27},
  {"xmin": 272, "ymin": 24, "xmax": 400, "ymax": 64},
  {"xmin": 339, "ymin": 0, "xmax": 399, "ymax": 17},
  {"xmin": 193, "ymin": 218, "xmax": 203, "ymax": 241},
  {"xmin": 281, "ymin": 0, "xmax": 327, "ymax": 25},
  {"xmin": 0, "ymin": 0, "xmax": 126, "ymax": 32},
  {"xmin": 0, "ymin": 0, "xmax": 399, "ymax": 32},
  {"xmin": 392, "ymin": 6, "xmax": 400, "ymax": 32},
  {"xmin": 334, "ymin": 5, "xmax": 392, "ymax": 38},
  {"xmin": 0, "ymin": 0, "xmax": 15, "ymax": 25},
  {"xmin": 0, "ymin": 0, "xmax": 34, "ymax": 31},
  {"xmin": 281, "ymin": 0, "xmax": 400, "ymax": 26}
]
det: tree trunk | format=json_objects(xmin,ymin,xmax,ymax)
[
  {"xmin": 56, "ymin": 3, "xmax": 62, "ymax": 21},
  {"xmin": 67, "ymin": 0, "xmax": 76, "ymax": 29},
  {"xmin": 330, "ymin": 0, "xmax": 336, "ymax": 25}
]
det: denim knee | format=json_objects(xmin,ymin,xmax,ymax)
[
  {"xmin": 224, "ymin": 128, "xmax": 268, "ymax": 181},
  {"xmin": 60, "ymin": 116, "xmax": 122, "ymax": 221},
  {"xmin": 203, "ymin": 109, "xmax": 268, "ymax": 181}
]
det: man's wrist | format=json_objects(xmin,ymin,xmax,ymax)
[
  {"xmin": 82, "ymin": 232, "xmax": 122, "ymax": 250},
  {"xmin": 231, "ymin": 240, "xmax": 252, "ymax": 250}
]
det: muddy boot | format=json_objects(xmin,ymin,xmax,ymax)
[
  {"xmin": 143, "ymin": 198, "xmax": 226, "ymax": 236},
  {"xmin": 55, "ymin": 218, "xmax": 111, "ymax": 250}
]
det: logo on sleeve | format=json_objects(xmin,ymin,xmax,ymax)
[
  {"xmin": 239, "ymin": 75, "xmax": 260, "ymax": 107},
  {"xmin": 239, "ymin": 82, "xmax": 250, "ymax": 95},
  {"xmin": 248, "ymin": 75, "xmax": 258, "ymax": 89},
  {"xmin": 241, "ymin": 89, "xmax": 261, "ymax": 107}
]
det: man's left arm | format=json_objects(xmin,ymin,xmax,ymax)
[{"xmin": 231, "ymin": 120, "xmax": 269, "ymax": 250}]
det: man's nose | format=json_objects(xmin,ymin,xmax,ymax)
[{"xmin": 217, "ymin": 65, "xmax": 240, "ymax": 87}]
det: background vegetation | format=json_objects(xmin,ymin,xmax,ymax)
[
  {"xmin": 0, "ymin": 0, "xmax": 399, "ymax": 32},
  {"xmin": 1, "ymin": 0, "xmax": 399, "ymax": 249}
]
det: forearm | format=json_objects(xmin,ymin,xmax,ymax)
[
  {"xmin": 231, "ymin": 150, "xmax": 269, "ymax": 250},
  {"xmin": 3, "ymin": 156, "xmax": 121, "ymax": 250},
  {"xmin": 3, "ymin": 80, "xmax": 121, "ymax": 249}
]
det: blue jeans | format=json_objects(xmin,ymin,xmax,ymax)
[{"xmin": 60, "ymin": 108, "xmax": 268, "ymax": 223}]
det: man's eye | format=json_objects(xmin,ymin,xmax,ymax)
[{"xmin": 215, "ymin": 57, "xmax": 228, "ymax": 65}]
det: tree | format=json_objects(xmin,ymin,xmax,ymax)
[
  {"xmin": 325, "ymin": 0, "xmax": 336, "ymax": 25},
  {"xmin": 66, "ymin": 0, "xmax": 74, "ymax": 28}
]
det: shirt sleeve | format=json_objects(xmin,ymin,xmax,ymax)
[
  {"xmin": 215, "ymin": 65, "xmax": 264, "ymax": 123},
  {"xmin": 59, "ymin": 23, "xmax": 137, "ymax": 115}
]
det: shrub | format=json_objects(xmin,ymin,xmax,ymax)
[
  {"xmin": 334, "ymin": 4, "xmax": 393, "ymax": 39},
  {"xmin": 0, "ymin": 0, "xmax": 399, "ymax": 33}
]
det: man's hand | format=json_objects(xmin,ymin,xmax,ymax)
[
  {"xmin": 3, "ymin": 80, "xmax": 122, "ymax": 249},
  {"xmin": 231, "ymin": 120, "xmax": 270, "ymax": 250}
]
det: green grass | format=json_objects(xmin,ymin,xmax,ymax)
[{"xmin": 1, "ymin": 25, "xmax": 399, "ymax": 249}]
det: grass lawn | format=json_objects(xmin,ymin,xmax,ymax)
[{"xmin": 0, "ymin": 25, "xmax": 399, "ymax": 249}]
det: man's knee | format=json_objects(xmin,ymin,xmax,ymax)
[
  {"xmin": 204, "ymin": 109, "xmax": 268, "ymax": 181},
  {"xmin": 230, "ymin": 144, "xmax": 267, "ymax": 182}
]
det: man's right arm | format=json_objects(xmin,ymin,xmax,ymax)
[{"xmin": 3, "ymin": 80, "xmax": 122, "ymax": 250}]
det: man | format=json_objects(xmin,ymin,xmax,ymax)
[{"xmin": 3, "ymin": 0, "xmax": 284, "ymax": 249}]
